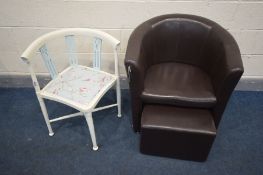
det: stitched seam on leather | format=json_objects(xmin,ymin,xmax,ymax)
[
  {"xmin": 142, "ymin": 126, "xmax": 216, "ymax": 135},
  {"xmin": 142, "ymin": 92, "xmax": 216, "ymax": 103}
]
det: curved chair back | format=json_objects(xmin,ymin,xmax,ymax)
[{"xmin": 21, "ymin": 28, "xmax": 120, "ymax": 91}]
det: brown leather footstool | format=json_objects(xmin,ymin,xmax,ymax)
[{"xmin": 140, "ymin": 105, "xmax": 217, "ymax": 161}]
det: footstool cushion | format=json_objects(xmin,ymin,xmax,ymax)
[{"xmin": 140, "ymin": 105, "xmax": 216, "ymax": 161}]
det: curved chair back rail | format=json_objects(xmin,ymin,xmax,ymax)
[{"xmin": 21, "ymin": 28, "xmax": 120, "ymax": 59}]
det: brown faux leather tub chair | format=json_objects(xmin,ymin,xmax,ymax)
[{"xmin": 124, "ymin": 14, "xmax": 244, "ymax": 161}]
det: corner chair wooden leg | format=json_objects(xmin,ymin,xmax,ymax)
[
  {"xmin": 84, "ymin": 112, "xmax": 98, "ymax": 151},
  {"xmin": 116, "ymin": 78, "xmax": 122, "ymax": 118},
  {"xmin": 37, "ymin": 96, "xmax": 54, "ymax": 136}
]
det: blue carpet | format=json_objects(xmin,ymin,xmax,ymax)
[{"xmin": 0, "ymin": 88, "xmax": 262, "ymax": 175}]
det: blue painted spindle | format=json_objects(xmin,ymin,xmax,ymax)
[
  {"xmin": 39, "ymin": 45, "xmax": 58, "ymax": 79},
  {"xmin": 65, "ymin": 35, "xmax": 78, "ymax": 66},
  {"xmin": 93, "ymin": 37, "xmax": 102, "ymax": 70}
]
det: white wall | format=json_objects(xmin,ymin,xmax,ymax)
[{"xmin": 0, "ymin": 0, "xmax": 263, "ymax": 78}]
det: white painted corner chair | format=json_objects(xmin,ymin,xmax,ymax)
[{"xmin": 20, "ymin": 28, "xmax": 121, "ymax": 151}]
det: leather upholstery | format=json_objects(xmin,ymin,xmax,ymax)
[
  {"xmin": 141, "ymin": 105, "xmax": 216, "ymax": 135},
  {"xmin": 142, "ymin": 62, "xmax": 216, "ymax": 108},
  {"xmin": 125, "ymin": 14, "xmax": 244, "ymax": 132},
  {"xmin": 140, "ymin": 105, "xmax": 216, "ymax": 161}
]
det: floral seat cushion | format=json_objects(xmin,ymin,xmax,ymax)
[{"xmin": 40, "ymin": 65, "xmax": 116, "ymax": 110}]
